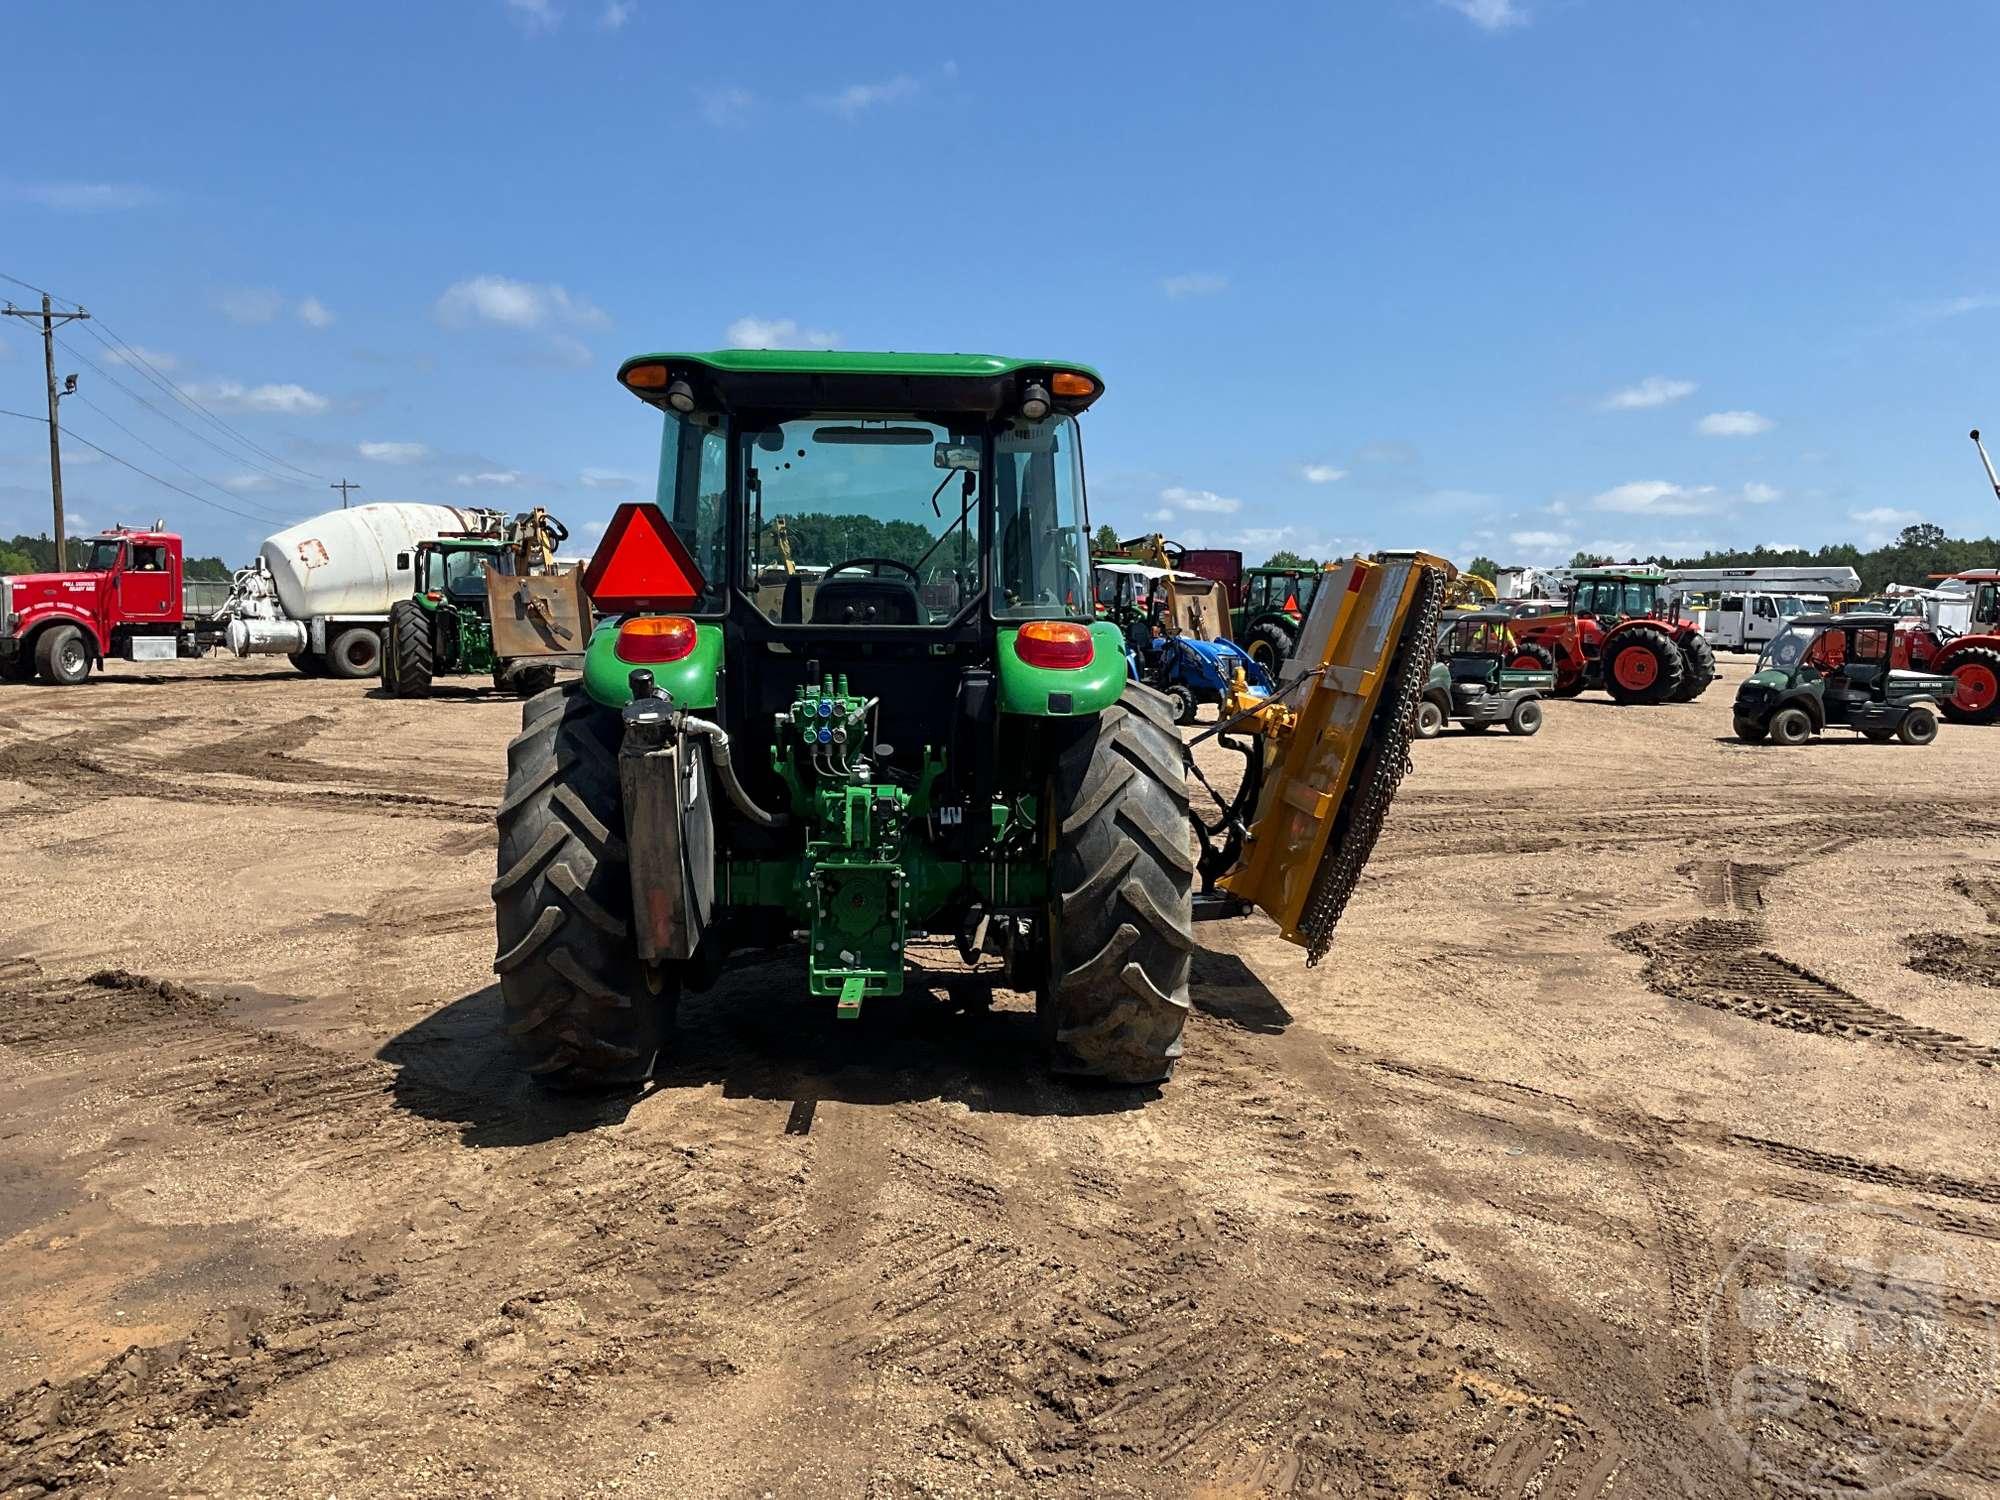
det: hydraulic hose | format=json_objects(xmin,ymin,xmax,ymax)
[{"xmin": 675, "ymin": 714, "xmax": 789, "ymax": 828}]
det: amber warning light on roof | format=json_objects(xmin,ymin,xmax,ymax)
[{"xmin": 582, "ymin": 502, "xmax": 706, "ymax": 612}]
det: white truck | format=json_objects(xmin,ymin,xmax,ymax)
[
  {"xmin": 220, "ymin": 502, "xmax": 500, "ymax": 677},
  {"xmin": 1693, "ymin": 590, "xmax": 1831, "ymax": 652}
]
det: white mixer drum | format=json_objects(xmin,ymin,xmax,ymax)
[{"xmin": 257, "ymin": 503, "xmax": 485, "ymax": 620}]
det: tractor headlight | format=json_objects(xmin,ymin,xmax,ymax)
[{"xmin": 665, "ymin": 379, "xmax": 696, "ymax": 414}]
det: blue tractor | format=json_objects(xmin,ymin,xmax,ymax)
[{"xmin": 1095, "ymin": 560, "xmax": 1273, "ymax": 723}]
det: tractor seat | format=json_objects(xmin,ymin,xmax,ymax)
[{"xmin": 810, "ymin": 577, "xmax": 921, "ymax": 626}]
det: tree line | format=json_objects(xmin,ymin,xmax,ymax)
[
  {"xmin": 1464, "ymin": 524, "xmax": 1999, "ymax": 595},
  {"xmin": 0, "ymin": 533, "xmax": 233, "ymax": 580}
]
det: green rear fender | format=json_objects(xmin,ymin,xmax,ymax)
[
  {"xmin": 582, "ymin": 617, "xmax": 722, "ymax": 709},
  {"xmin": 996, "ymin": 622, "xmax": 1127, "ymax": 716}
]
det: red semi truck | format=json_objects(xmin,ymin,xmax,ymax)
[{"xmin": 0, "ymin": 526, "xmax": 234, "ymax": 684}]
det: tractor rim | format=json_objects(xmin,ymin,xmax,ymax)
[
  {"xmin": 1612, "ymin": 645, "xmax": 1657, "ymax": 691},
  {"xmin": 1249, "ymin": 640, "xmax": 1274, "ymax": 668},
  {"xmin": 1955, "ymin": 661, "xmax": 1998, "ymax": 712}
]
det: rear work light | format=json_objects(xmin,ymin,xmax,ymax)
[
  {"xmin": 618, "ymin": 615, "xmax": 698, "ymax": 664},
  {"xmin": 1015, "ymin": 620, "xmax": 1094, "ymax": 669}
]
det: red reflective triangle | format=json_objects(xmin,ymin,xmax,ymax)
[{"xmin": 582, "ymin": 502, "xmax": 706, "ymax": 611}]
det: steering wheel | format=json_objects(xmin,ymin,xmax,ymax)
[{"xmin": 822, "ymin": 557, "xmax": 921, "ymax": 584}]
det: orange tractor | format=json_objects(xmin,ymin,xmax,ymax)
[
  {"xmin": 1504, "ymin": 567, "xmax": 1717, "ymax": 705},
  {"xmin": 1882, "ymin": 568, "xmax": 2000, "ymax": 723}
]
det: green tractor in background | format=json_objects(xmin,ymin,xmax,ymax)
[
  {"xmin": 488, "ymin": 350, "xmax": 1450, "ymax": 1092},
  {"xmin": 383, "ymin": 509, "xmax": 591, "ymax": 699},
  {"xmin": 1234, "ymin": 565, "xmax": 1323, "ymax": 671}
]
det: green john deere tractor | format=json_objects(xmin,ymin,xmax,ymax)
[
  {"xmin": 490, "ymin": 350, "xmax": 1449, "ymax": 1090},
  {"xmin": 1234, "ymin": 566, "xmax": 1322, "ymax": 672},
  {"xmin": 384, "ymin": 511, "xmax": 590, "ymax": 699}
]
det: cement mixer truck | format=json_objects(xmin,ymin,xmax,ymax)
[{"xmin": 0, "ymin": 503, "xmax": 498, "ymax": 685}]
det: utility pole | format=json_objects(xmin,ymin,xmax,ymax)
[
  {"xmin": 2, "ymin": 295, "xmax": 90, "ymax": 564},
  {"xmin": 330, "ymin": 478, "xmax": 360, "ymax": 509}
]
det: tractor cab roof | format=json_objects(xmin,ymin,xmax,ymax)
[
  {"xmin": 1451, "ymin": 609, "xmax": 1513, "ymax": 626},
  {"xmin": 1796, "ymin": 611, "xmax": 1895, "ymax": 631},
  {"xmin": 615, "ymin": 350, "xmax": 1106, "ymax": 419}
]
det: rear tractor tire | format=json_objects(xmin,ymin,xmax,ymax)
[
  {"xmin": 493, "ymin": 681, "xmax": 670, "ymax": 1088},
  {"xmin": 1415, "ymin": 697, "xmax": 1447, "ymax": 740},
  {"xmin": 1604, "ymin": 626, "xmax": 1686, "ymax": 706},
  {"xmin": 1941, "ymin": 645, "xmax": 2000, "ymax": 725},
  {"xmin": 1506, "ymin": 698, "xmax": 1544, "ymax": 736},
  {"xmin": 1672, "ymin": 634, "xmax": 1717, "ymax": 702},
  {"xmin": 386, "ymin": 601, "xmax": 435, "ymax": 699},
  {"xmin": 1039, "ymin": 685, "xmax": 1194, "ymax": 1086},
  {"xmin": 1770, "ymin": 706, "xmax": 1814, "ymax": 746},
  {"xmin": 1246, "ymin": 620, "xmax": 1295, "ymax": 675},
  {"xmin": 1164, "ymin": 682, "xmax": 1197, "ymax": 726},
  {"xmin": 34, "ymin": 624, "xmax": 91, "ymax": 686},
  {"xmin": 500, "ymin": 661, "xmax": 560, "ymax": 700}
]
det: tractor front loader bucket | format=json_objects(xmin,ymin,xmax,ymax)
[
  {"xmin": 1217, "ymin": 552, "xmax": 1450, "ymax": 963},
  {"xmin": 486, "ymin": 564, "xmax": 592, "ymax": 660}
]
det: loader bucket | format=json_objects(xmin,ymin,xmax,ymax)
[
  {"xmin": 1218, "ymin": 552, "xmax": 1449, "ymax": 962},
  {"xmin": 486, "ymin": 563, "xmax": 593, "ymax": 658}
]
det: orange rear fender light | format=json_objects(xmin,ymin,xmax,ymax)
[
  {"xmin": 618, "ymin": 615, "xmax": 698, "ymax": 663},
  {"xmin": 1016, "ymin": 620, "xmax": 1095, "ymax": 669}
]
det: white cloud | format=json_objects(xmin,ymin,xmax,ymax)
[
  {"xmin": 214, "ymin": 287, "xmax": 285, "ymax": 326},
  {"xmin": 1742, "ymin": 481, "xmax": 1782, "ymax": 504},
  {"xmin": 1441, "ymin": 0, "xmax": 1527, "ymax": 31},
  {"xmin": 103, "ymin": 344, "xmax": 178, "ymax": 373},
  {"xmin": 1160, "ymin": 485, "xmax": 1241, "ymax": 515},
  {"xmin": 1300, "ymin": 464, "xmax": 1347, "ymax": 485},
  {"xmin": 296, "ymin": 296, "xmax": 334, "ymax": 329},
  {"xmin": 453, "ymin": 470, "xmax": 522, "ymax": 487},
  {"xmin": 223, "ymin": 473, "xmax": 273, "ymax": 493},
  {"xmin": 724, "ymin": 315, "xmax": 839, "ymax": 350},
  {"xmin": 435, "ymin": 275, "xmax": 607, "ymax": 330},
  {"xmin": 1852, "ymin": 506, "xmax": 1923, "ymax": 527},
  {"xmin": 359, "ymin": 441, "xmax": 429, "ymax": 463},
  {"xmin": 1912, "ymin": 293, "xmax": 2000, "ymax": 321},
  {"xmin": 10, "ymin": 181, "xmax": 158, "ymax": 212},
  {"xmin": 1509, "ymin": 529, "xmax": 1571, "ymax": 550},
  {"xmin": 580, "ymin": 467, "xmax": 644, "ymax": 489},
  {"xmin": 1599, "ymin": 375, "xmax": 1697, "ymax": 411},
  {"xmin": 1591, "ymin": 480, "xmax": 1717, "ymax": 516},
  {"xmin": 1697, "ymin": 410, "xmax": 1774, "ymax": 438},
  {"xmin": 599, "ymin": 0, "xmax": 634, "ymax": 26},
  {"xmin": 181, "ymin": 379, "xmax": 330, "ymax": 416},
  {"xmin": 1160, "ymin": 272, "xmax": 1229, "ymax": 300},
  {"xmin": 699, "ymin": 86, "xmax": 754, "ymax": 126},
  {"xmin": 821, "ymin": 75, "xmax": 920, "ymax": 117},
  {"xmin": 506, "ymin": 0, "xmax": 561, "ymax": 30}
]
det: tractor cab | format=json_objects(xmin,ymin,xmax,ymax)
[
  {"xmin": 1735, "ymin": 613, "xmax": 1955, "ymax": 745},
  {"xmin": 1568, "ymin": 568, "xmax": 1674, "ymax": 624}
]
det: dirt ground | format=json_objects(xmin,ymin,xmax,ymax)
[{"xmin": 2, "ymin": 653, "xmax": 1997, "ymax": 1498}]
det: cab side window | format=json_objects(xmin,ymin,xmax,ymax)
[{"xmin": 130, "ymin": 544, "xmax": 166, "ymax": 572}]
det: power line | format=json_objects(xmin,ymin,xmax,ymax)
[
  {"xmin": 71, "ymin": 393, "xmax": 295, "ymax": 526},
  {"xmin": 82, "ymin": 320, "xmax": 327, "ymax": 484},
  {"xmin": 48, "ymin": 330, "xmax": 322, "ymax": 495},
  {"xmin": 0, "ymin": 406, "xmax": 48, "ymax": 425},
  {"xmin": 59, "ymin": 424, "xmax": 296, "ymax": 526},
  {"xmin": 0, "ymin": 269, "xmax": 81, "ymax": 310}
]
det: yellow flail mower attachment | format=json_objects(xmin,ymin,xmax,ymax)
[{"xmin": 1188, "ymin": 551, "xmax": 1453, "ymax": 964}]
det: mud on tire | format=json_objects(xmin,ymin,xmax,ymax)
[
  {"xmin": 1040, "ymin": 684, "xmax": 1194, "ymax": 1085},
  {"xmin": 493, "ymin": 682, "xmax": 669, "ymax": 1087}
]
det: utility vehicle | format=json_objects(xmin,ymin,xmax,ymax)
[
  {"xmin": 1416, "ymin": 610, "xmax": 1554, "ymax": 738},
  {"xmin": 1732, "ymin": 613, "xmax": 1954, "ymax": 745},
  {"xmin": 489, "ymin": 350, "xmax": 1448, "ymax": 1089},
  {"xmin": 1093, "ymin": 560, "xmax": 1269, "ymax": 723}
]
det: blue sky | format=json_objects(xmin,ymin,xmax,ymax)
[{"xmin": 3, "ymin": 0, "xmax": 1999, "ymax": 569}]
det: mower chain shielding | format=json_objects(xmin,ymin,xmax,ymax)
[{"xmin": 1294, "ymin": 562, "xmax": 1445, "ymax": 963}]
